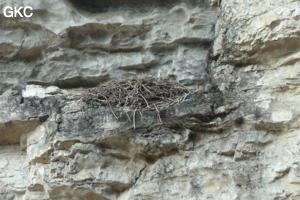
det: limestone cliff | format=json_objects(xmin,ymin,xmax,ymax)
[{"xmin": 1, "ymin": 0, "xmax": 300, "ymax": 199}]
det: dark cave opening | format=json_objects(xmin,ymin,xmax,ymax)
[{"xmin": 68, "ymin": 0, "xmax": 206, "ymax": 13}]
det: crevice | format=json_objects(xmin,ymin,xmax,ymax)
[
  {"xmin": 68, "ymin": 0, "xmax": 208, "ymax": 13},
  {"xmin": 132, "ymin": 164, "xmax": 147, "ymax": 187}
]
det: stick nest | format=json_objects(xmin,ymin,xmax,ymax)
[{"xmin": 83, "ymin": 77, "xmax": 190, "ymax": 111}]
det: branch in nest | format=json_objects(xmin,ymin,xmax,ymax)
[{"xmin": 83, "ymin": 77, "xmax": 191, "ymax": 128}]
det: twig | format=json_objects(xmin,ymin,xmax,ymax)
[
  {"xmin": 125, "ymin": 111, "xmax": 132, "ymax": 122},
  {"xmin": 104, "ymin": 96, "xmax": 119, "ymax": 120},
  {"xmin": 133, "ymin": 109, "xmax": 137, "ymax": 129},
  {"xmin": 154, "ymin": 104, "xmax": 162, "ymax": 124},
  {"xmin": 140, "ymin": 94, "xmax": 150, "ymax": 108},
  {"xmin": 84, "ymin": 77, "xmax": 190, "ymax": 124}
]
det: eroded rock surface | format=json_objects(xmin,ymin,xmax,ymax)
[
  {"xmin": 0, "ymin": 0, "xmax": 217, "ymax": 93},
  {"xmin": 1, "ymin": 0, "xmax": 300, "ymax": 200}
]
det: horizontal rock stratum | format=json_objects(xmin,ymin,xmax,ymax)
[{"xmin": 1, "ymin": 0, "xmax": 300, "ymax": 200}]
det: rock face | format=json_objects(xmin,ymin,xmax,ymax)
[
  {"xmin": 1, "ymin": 0, "xmax": 300, "ymax": 200},
  {"xmin": 0, "ymin": 0, "xmax": 217, "ymax": 92}
]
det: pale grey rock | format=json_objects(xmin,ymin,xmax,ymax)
[
  {"xmin": 0, "ymin": 85, "xmax": 223, "ymax": 200},
  {"xmin": 0, "ymin": 0, "xmax": 217, "ymax": 93},
  {"xmin": 1, "ymin": 0, "xmax": 300, "ymax": 199},
  {"xmin": 22, "ymin": 85, "xmax": 64, "ymax": 98}
]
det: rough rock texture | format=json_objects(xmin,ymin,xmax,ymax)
[
  {"xmin": 0, "ymin": 0, "xmax": 217, "ymax": 92},
  {"xmin": 1, "ymin": 0, "xmax": 300, "ymax": 200}
]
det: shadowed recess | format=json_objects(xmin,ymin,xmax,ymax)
[{"xmin": 68, "ymin": 0, "xmax": 206, "ymax": 13}]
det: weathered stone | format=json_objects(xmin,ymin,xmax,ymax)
[
  {"xmin": 1, "ymin": 0, "xmax": 300, "ymax": 199},
  {"xmin": 0, "ymin": 0, "xmax": 217, "ymax": 93}
]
